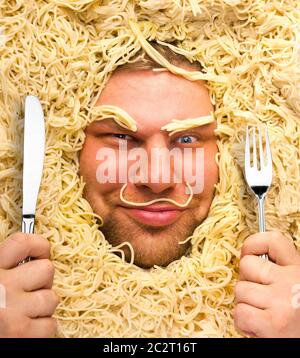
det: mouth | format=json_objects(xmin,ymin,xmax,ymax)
[{"xmin": 119, "ymin": 204, "xmax": 186, "ymax": 227}]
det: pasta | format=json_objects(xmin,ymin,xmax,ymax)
[
  {"xmin": 119, "ymin": 182, "xmax": 194, "ymax": 208},
  {"xmin": 161, "ymin": 114, "xmax": 214, "ymax": 136},
  {"xmin": 0, "ymin": 0, "xmax": 300, "ymax": 338},
  {"xmin": 89, "ymin": 104, "xmax": 138, "ymax": 132}
]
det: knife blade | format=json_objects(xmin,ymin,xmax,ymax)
[{"xmin": 21, "ymin": 95, "xmax": 45, "ymax": 236}]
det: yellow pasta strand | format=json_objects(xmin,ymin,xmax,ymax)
[
  {"xmin": 119, "ymin": 182, "xmax": 194, "ymax": 208},
  {"xmin": 89, "ymin": 104, "xmax": 138, "ymax": 132},
  {"xmin": 161, "ymin": 114, "xmax": 214, "ymax": 136}
]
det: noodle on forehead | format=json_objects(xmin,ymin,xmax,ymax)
[{"xmin": 0, "ymin": 0, "xmax": 300, "ymax": 338}]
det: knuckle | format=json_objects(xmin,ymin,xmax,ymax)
[
  {"xmin": 36, "ymin": 290, "xmax": 48, "ymax": 308},
  {"xmin": 36, "ymin": 290, "xmax": 59, "ymax": 312},
  {"xmin": 40, "ymin": 237, "xmax": 51, "ymax": 255},
  {"xmin": 234, "ymin": 281, "xmax": 243, "ymax": 299},
  {"xmin": 233, "ymin": 304, "xmax": 243, "ymax": 326},
  {"xmin": 52, "ymin": 291, "xmax": 60, "ymax": 307},
  {"xmin": 241, "ymin": 237, "xmax": 253, "ymax": 256},
  {"xmin": 9, "ymin": 232, "xmax": 27, "ymax": 247},
  {"xmin": 269, "ymin": 230, "xmax": 284, "ymax": 243},
  {"xmin": 39, "ymin": 259, "xmax": 55, "ymax": 278},
  {"xmin": 47, "ymin": 290, "xmax": 60, "ymax": 308},
  {"xmin": 239, "ymin": 255, "xmax": 252, "ymax": 273}
]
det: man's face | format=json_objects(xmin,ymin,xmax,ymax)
[{"xmin": 79, "ymin": 68, "xmax": 219, "ymax": 268}]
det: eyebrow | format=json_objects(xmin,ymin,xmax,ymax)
[{"xmin": 161, "ymin": 115, "xmax": 214, "ymax": 136}]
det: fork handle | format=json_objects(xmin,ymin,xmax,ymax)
[
  {"xmin": 257, "ymin": 196, "xmax": 269, "ymax": 261},
  {"xmin": 257, "ymin": 196, "xmax": 266, "ymax": 232}
]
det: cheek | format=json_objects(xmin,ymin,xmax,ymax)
[
  {"xmin": 183, "ymin": 144, "xmax": 218, "ymax": 195},
  {"xmin": 204, "ymin": 147, "xmax": 218, "ymax": 176},
  {"xmin": 203, "ymin": 144, "xmax": 219, "ymax": 190},
  {"xmin": 79, "ymin": 140, "xmax": 127, "ymax": 194},
  {"xmin": 79, "ymin": 140, "xmax": 99, "ymax": 182},
  {"xmin": 192, "ymin": 143, "xmax": 218, "ymax": 201}
]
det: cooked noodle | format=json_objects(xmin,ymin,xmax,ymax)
[{"xmin": 119, "ymin": 182, "xmax": 193, "ymax": 208}]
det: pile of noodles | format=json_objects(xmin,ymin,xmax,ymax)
[{"xmin": 1, "ymin": 0, "xmax": 300, "ymax": 338}]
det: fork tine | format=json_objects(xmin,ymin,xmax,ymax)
[
  {"xmin": 258, "ymin": 126, "xmax": 264, "ymax": 169},
  {"xmin": 245, "ymin": 125, "xmax": 250, "ymax": 167},
  {"xmin": 252, "ymin": 127, "xmax": 257, "ymax": 169},
  {"xmin": 264, "ymin": 126, "xmax": 272, "ymax": 167}
]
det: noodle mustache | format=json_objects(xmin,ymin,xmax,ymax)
[{"xmin": 119, "ymin": 182, "xmax": 194, "ymax": 208}]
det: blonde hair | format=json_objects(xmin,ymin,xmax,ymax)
[{"xmin": 117, "ymin": 41, "xmax": 203, "ymax": 72}]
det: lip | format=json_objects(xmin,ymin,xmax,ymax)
[
  {"xmin": 119, "ymin": 205, "xmax": 185, "ymax": 227},
  {"xmin": 123, "ymin": 204, "xmax": 185, "ymax": 212}
]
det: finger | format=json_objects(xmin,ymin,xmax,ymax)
[
  {"xmin": 0, "ymin": 233, "xmax": 50, "ymax": 269},
  {"xmin": 11, "ymin": 259, "xmax": 55, "ymax": 291},
  {"xmin": 0, "ymin": 309, "xmax": 31, "ymax": 337},
  {"xmin": 0, "ymin": 309, "xmax": 56, "ymax": 338},
  {"xmin": 241, "ymin": 231, "xmax": 300, "ymax": 266},
  {"xmin": 233, "ymin": 303, "xmax": 274, "ymax": 338},
  {"xmin": 235, "ymin": 280, "xmax": 272, "ymax": 309},
  {"xmin": 14, "ymin": 290, "xmax": 60, "ymax": 318},
  {"xmin": 239, "ymin": 254, "xmax": 282, "ymax": 284},
  {"xmin": 26, "ymin": 317, "xmax": 57, "ymax": 338}
]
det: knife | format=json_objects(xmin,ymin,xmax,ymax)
[{"xmin": 19, "ymin": 95, "xmax": 45, "ymax": 264}]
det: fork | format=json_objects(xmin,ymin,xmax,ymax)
[{"xmin": 244, "ymin": 126, "xmax": 273, "ymax": 260}]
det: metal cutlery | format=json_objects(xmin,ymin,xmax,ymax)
[
  {"xmin": 19, "ymin": 95, "xmax": 45, "ymax": 264},
  {"xmin": 244, "ymin": 125, "xmax": 273, "ymax": 260}
]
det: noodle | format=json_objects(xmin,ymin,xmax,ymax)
[
  {"xmin": 0, "ymin": 0, "xmax": 299, "ymax": 338},
  {"xmin": 161, "ymin": 114, "xmax": 214, "ymax": 136},
  {"xmin": 88, "ymin": 104, "xmax": 138, "ymax": 132},
  {"xmin": 119, "ymin": 182, "xmax": 194, "ymax": 208}
]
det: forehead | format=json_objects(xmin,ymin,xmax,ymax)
[{"xmin": 95, "ymin": 69, "xmax": 214, "ymax": 132}]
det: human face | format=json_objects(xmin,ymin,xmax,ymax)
[{"xmin": 79, "ymin": 68, "xmax": 219, "ymax": 268}]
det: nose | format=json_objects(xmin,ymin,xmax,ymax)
[
  {"xmin": 135, "ymin": 179, "xmax": 176, "ymax": 195},
  {"xmin": 133, "ymin": 134, "xmax": 178, "ymax": 194}
]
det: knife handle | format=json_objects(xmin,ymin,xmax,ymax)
[
  {"xmin": 21, "ymin": 214, "xmax": 35, "ymax": 234},
  {"xmin": 19, "ymin": 214, "xmax": 35, "ymax": 265}
]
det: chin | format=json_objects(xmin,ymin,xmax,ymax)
[{"xmin": 124, "ymin": 244, "xmax": 190, "ymax": 269}]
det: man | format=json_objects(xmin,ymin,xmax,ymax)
[
  {"xmin": 0, "ymin": 43, "xmax": 299, "ymax": 337},
  {"xmin": 78, "ymin": 43, "xmax": 219, "ymax": 269}
]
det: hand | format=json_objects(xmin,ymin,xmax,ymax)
[
  {"xmin": 0, "ymin": 233, "xmax": 59, "ymax": 337},
  {"xmin": 234, "ymin": 231, "xmax": 300, "ymax": 338}
]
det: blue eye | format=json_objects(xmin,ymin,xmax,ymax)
[{"xmin": 176, "ymin": 135, "xmax": 197, "ymax": 144}]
